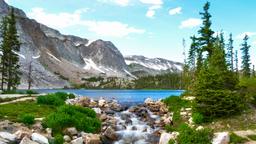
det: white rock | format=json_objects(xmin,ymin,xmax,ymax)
[
  {"xmin": 144, "ymin": 98, "xmax": 154, "ymax": 104},
  {"xmin": 159, "ymin": 132, "xmax": 175, "ymax": 144},
  {"xmin": 183, "ymin": 96, "xmax": 195, "ymax": 101},
  {"xmin": 34, "ymin": 118, "xmax": 44, "ymax": 121},
  {"xmin": 98, "ymin": 99, "xmax": 106, "ymax": 107},
  {"xmin": 92, "ymin": 108, "xmax": 102, "ymax": 114},
  {"xmin": 185, "ymin": 108, "xmax": 192, "ymax": 111},
  {"xmin": 31, "ymin": 133, "xmax": 49, "ymax": 144},
  {"xmin": 20, "ymin": 136, "xmax": 39, "ymax": 144},
  {"xmin": 180, "ymin": 111, "xmax": 187, "ymax": 116},
  {"xmin": 188, "ymin": 117, "xmax": 193, "ymax": 124},
  {"xmin": 212, "ymin": 132, "xmax": 229, "ymax": 144},
  {"xmin": 63, "ymin": 135, "xmax": 71, "ymax": 142},
  {"xmin": 196, "ymin": 126, "xmax": 204, "ymax": 131},
  {"xmin": 14, "ymin": 130, "xmax": 31, "ymax": 140},
  {"xmin": 71, "ymin": 137, "xmax": 83, "ymax": 144},
  {"xmin": 0, "ymin": 132, "xmax": 16, "ymax": 142}
]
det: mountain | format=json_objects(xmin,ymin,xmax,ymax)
[
  {"xmin": 0, "ymin": 0, "xmax": 182, "ymax": 88},
  {"xmin": 125, "ymin": 55, "xmax": 183, "ymax": 77}
]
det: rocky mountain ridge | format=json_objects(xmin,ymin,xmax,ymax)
[{"xmin": 0, "ymin": 0, "xmax": 182, "ymax": 88}]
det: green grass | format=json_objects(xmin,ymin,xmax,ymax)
[
  {"xmin": 230, "ymin": 133, "xmax": 248, "ymax": 144},
  {"xmin": 0, "ymin": 101, "xmax": 56, "ymax": 121},
  {"xmin": 247, "ymin": 134, "xmax": 256, "ymax": 141}
]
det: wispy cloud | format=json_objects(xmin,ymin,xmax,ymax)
[
  {"xmin": 236, "ymin": 32, "xmax": 256, "ymax": 39},
  {"xmin": 169, "ymin": 7, "xmax": 182, "ymax": 15},
  {"xmin": 97, "ymin": 0, "xmax": 130, "ymax": 7},
  {"xmin": 28, "ymin": 8, "xmax": 145, "ymax": 37},
  {"xmin": 139, "ymin": 0, "xmax": 163, "ymax": 5},
  {"xmin": 146, "ymin": 5, "xmax": 161, "ymax": 18},
  {"xmin": 179, "ymin": 18, "xmax": 202, "ymax": 29}
]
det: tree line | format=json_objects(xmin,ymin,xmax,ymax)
[{"xmin": 0, "ymin": 8, "xmax": 21, "ymax": 92}]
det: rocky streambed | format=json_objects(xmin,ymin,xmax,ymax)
[{"xmin": 0, "ymin": 96, "xmax": 173, "ymax": 144}]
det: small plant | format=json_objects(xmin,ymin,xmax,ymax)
[
  {"xmin": 230, "ymin": 133, "xmax": 248, "ymax": 144},
  {"xmin": 53, "ymin": 134, "xmax": 64, "ymax": 144},
  {"xmin": 192, "ymin": 112, "xmax": 204, "ymax": 124},
  {"xmin": 18, "ymin": 114, "xmax": 35, "ymax": 125}
]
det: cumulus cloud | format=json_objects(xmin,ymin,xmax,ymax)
[
  {"xmin": 139, "ymin": 0, "xmax": 163, "ymax": 5},
  {"xmin": 236, "ymin": 32, "xmax": 256, "ymax": 39},
  {"xmin": 98, "ymin": 0, "xmax": 130, "ymax": 6},
  {"xmin": 28, "ymin": 8, "xmax": 145, "ymax": 37},
  {"xmin": 179, "ymin": 18, "xmax": 202, "ymax": 29},
  {"xmin": 169, "ymin": 7, "xmax": 182, "ymax": 15},
  {"xmin": 146, "ymin": 5, "xmax": 161, "ymax": 18}
]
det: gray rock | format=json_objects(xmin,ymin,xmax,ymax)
[
  {"xmin": 63, "ymin": 135, "xmax": 71, "ymax": 142},
  {"xmin": 65, "ymin": 127, "xmax": 78, "ymax": 136},
  {"xmin": 31, "ymin": 133, "xmax": 48, "ymax": 144},
  {"xmin": 20, "ymin": 136, "xmax": 39, "ymax": 144},
  {"xmin": 0, "ymin": 132, "xmax": 16, "ymax": 142},
  {"xmin": 70, "ymin": 137, "xmax": 83, "ymax": 144}
]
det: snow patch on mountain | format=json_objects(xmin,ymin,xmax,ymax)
[{"xmin": 47, "ymin": 52, "xmax": 61, "ymax": 62}]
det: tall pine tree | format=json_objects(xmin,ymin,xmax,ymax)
[
  {"xmin": 240, "ymin": 35, "xmax": 251, "ymax": 77},
  {"xmin": 0, "ymin": 16, "xmax": 8, "ymax": 90},
  {"xmin": 235, "ymin": 50, "xmax": 239, "ymax": 75},
  {"xmin": 227, "ymin": 33, "xmax": 234, "ymax": 71}
]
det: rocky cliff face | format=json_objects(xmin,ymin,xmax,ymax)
[
  {"xmin": 0, "ymin": 0, "xmax": 132, "ymax": 88},
  {"xmin": 125, "ymin": 55, "xmax": 183, "ymax": 77},
  {"xmin": 0, "ymin": 0, "xmax": 182, "ymax": 88}
]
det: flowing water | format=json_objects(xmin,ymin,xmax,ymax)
[{"xmin": 35, "ymin": 89, "xmax": 183, "ymax": 143}]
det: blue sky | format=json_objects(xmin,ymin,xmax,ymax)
[{"xmin": 6, "ymin": 0, "xmax": 256, "ymax": 65}]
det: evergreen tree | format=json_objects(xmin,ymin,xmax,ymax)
[
  {"xmin": 0, "ymin": 16, "xmax": 8, "ymax": 90},
  {"xmin": 252, "ymin": 65, "xmax": 255, "ymax": 77},
  {"xmin": 197, "ymin": 1, "xmax": 215, "ymax": 56},
  {"xmin": 227, "ymin": 33, "xmax": 234, "ymax": 71},
  {"xmin": 240, "ymin": 35, "xmax": 251, "ymax": 77},
  {"xmin": 235, "ymin": 50, "xmax": 239, "ymax": 75},
  {"xmin": 188, "ymin": 36, "xmax": 198, "ymax": 70},
  {"xmin": 0, "ymin": 8, "xmax": 21, "ymax": 91}
]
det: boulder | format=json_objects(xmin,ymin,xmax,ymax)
[
  {"xmin": 104, "ymin": 127, "xmax": 117, "ymax": 141},
  {"xmin": 196, "ymin": 126, "xmax": 204, "ymax": 131},
  {"xmin": 0, "ymin": 137, "xmax": 8, "ymax": 144},
  {"xmin": 159, "ymin": 132, "xmax": 173, "ymax": 144},
  {"xmin": 14, "ymin": 130, "xmax": 31, "ymax": 140},
  {"xmin": 65, "ymin": 127, "xmax": 78, "ymax": 136},
  {"xmin": 31, "ymin": 133, "xmax": 49, "ymax": 144},
  {"xmin": 0, "ymin": 132, "xmax": 16, "ymax": 142},
  {"xmin": 20, "ymin": 136, "xmax": 39, "ymax": 144},
  {"xmin": 63, "ymin": 135, "xmax": 71, "ymax": 142},
  {"xmin": 98, "ymin": 99, "xmax": 106, "ymax": 107},
  {"xmin": 92, "ymin": 108, "xmax": 102, "ymax": 115},
  {"xmin": 144, "ymin": 98, "xmax": 154, "ymax": 104},
  {"xmin": 83, "ymin": 133, "xmax": 101, "ymax": 144},
  {"xmin": 77, "ymin": 97, "xmax": 91, "ymax": 107},
  {"xmin": 71, "ymin": 137, "xmax": 83, "ymax": 144},
  {"xmin": 212, "ymin": 132, "xmax": 229, "ymax": 144}
]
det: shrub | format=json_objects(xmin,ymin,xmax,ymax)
[
  {"xmin": 192, "ymin": 112, "xmax": 204, "ymax": 124},
  {"xmin": 53, "ymin": 134, "xmax": 64, "ymax": 144},
  {"xmin": 37, "ymin": 94, "xmax": 65, "ymax": 106},
  {"xmin": 230, "ymin": 133, "xmax": 248, "ymax": 144},
  {"xmin": 239, "ymin": 77, "xmax": 256, "ymax": 105},
  {"xmin": 195, "ymin": 89, "xmax": 246, "ymax": 121},
  {"xmin": 18, "ymin": 114, "xmax": 35, "ymax": 125},
  {"xmin": 43, "ymin": 105, "xmax": 101, "ymax": 134},
  {"xmin": 176, "ymin": 124, "xmax": 213, "ymax": 144},
  {"xmin": 37, "ymin": 92, "xmax": 75, "ymax": 106}
]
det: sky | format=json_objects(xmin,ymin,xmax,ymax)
[{"xmin": 5, "ymin": 0, "xmax": 256, "ymax": 66}]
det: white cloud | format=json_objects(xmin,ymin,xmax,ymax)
[
  {"xmin": 98, "ymin": 0, "xmax": 130, "ymax": 6},
  {"xmin": 139, "ymin": 0, "xmax": 163, "ymax": 5},
  {"xmin": 169, "ymin": 7, "xmax": 182, "ymax": 15},
  {"xmin": 179, "ymin": 18, "xmax": 202, "ymax": 29},
  {"xmin": 146, "ymin": 5, "xmax": 161, "ymax": 18},
  {"xmin": 28, "ymin": 8, "xmax": 145, "ymax": 37},
  {"xmin": 236, "ymin": 32, "xmax": 256, "ymax": 39}
]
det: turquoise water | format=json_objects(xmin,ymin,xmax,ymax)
[{"xmin": 35, "ymin": 89, "xmax": 184, "ymax": 105}]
